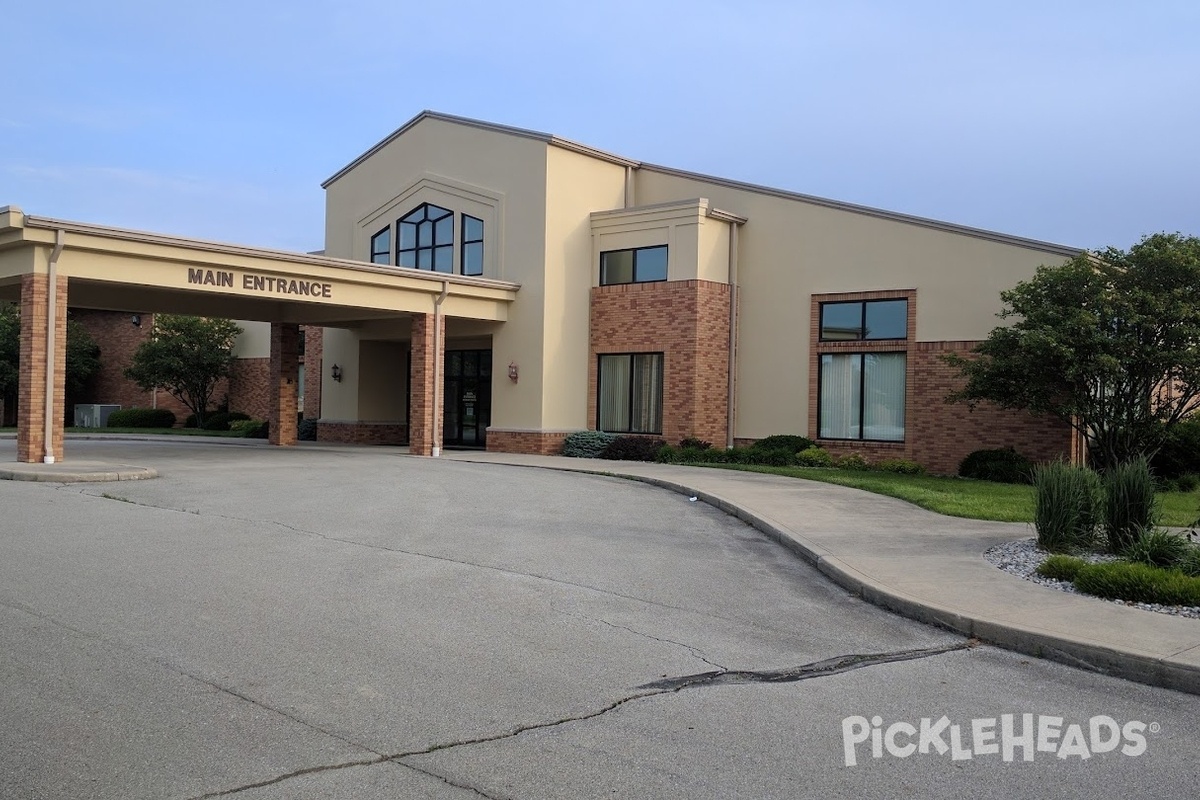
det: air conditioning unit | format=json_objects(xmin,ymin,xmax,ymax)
[{"xmin": 74, "ymin": 404, "xmax": 122, "ymax": 428}]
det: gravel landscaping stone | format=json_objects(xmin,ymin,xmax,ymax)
[{"xmin": 984, "ymin": 537, "xmax": 1200, "ymax": 620}]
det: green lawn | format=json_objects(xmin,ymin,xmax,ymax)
[{"xmin": 691, "ymin": 463, "xmax": 1200, "ymax": 527}]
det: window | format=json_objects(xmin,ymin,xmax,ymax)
[
  {"xmin": 461, "ymin": 215, "xmax": 484, "ymax": 276},
  {"xmin": 600, "ymin": 245, "xmax": 668, "ymax": 286},
  {"xmin": 398, "ymin": 203, "xmax": 454, "ymax": 273},
  {"xmin": 819, "ymin": 353, "xmax": 906, "ymax": 441},
  {"xmin": 369, "ymin": 227, "xmax": 391, "ymax": 265},
  {"xmin": 820, "ymin": 299, "xmax": 908, "ymax": 341},
  {"xmin": 598, "ymin": 353, "xmax": 663, "ymax": 434}
]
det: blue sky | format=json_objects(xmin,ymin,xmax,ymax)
[{"xmin": 2, "ymin": 1, "xmax": 1196, "ymax": 253}]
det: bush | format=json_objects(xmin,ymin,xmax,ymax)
[
  {"xmin": 1033, "ymin": 461, "xmax": 1102, "ymax": 553},
  {"xmin": 796, "ymin": 446, "xmax": 833, "ymax": 468},
  {"xmin": 1036, "ymin": 554, "xmax": 1087, "ymax": 582},
  {"xmin": 875, "ymin": 458, "xmax": 925, "ymax": 475},
  {"xmin": 228, "ymin": 419, "xmax": 268, "ymax": 438},
  {"xmin": 1102, "ymin": 457, "xmax": 1159, "ymax": 553},
  {"xmin": 601, "ymin": 436, "xmax": 666, "ymax": 461},
  {"xmin": 1073, "ymin": 561, "xmax": 1200, "ymax": 606},
  {"xmin": 1179, "ymin": 547, "xmax": 1200, "ymax": 578},
  {"xmin": 104, "ymin": 408, "xmax": 177, "ymax": 428},
  {"xmin": 202, "ymin": 411, "xmax": 251, "ymax": 431},
  {"xmin": 958, "ymin": 447, "xmax": 1034, "ymax": 484},
  {"xmin": 1151, "ymin": 417, "xmax": 1200, "ymax": 480},
  {"xmin": 835, "ymin": 453, "xmax": 871, "ymax": 471},
  {"xmin": 298, "ymin": 419, "xmax": 318, "ymax": 441},
  {"xmin": 679, "ymin": 437, "xmax": 712, "ymax": 450},
  {"xmin": 561, "ymin": 430, "xmax": 617, "ymax": 458},
  {"xmin": 1123, "ymin": 529, "xmax": 1191, "ymax": 569},
  {"xmin": 751, "ymin": 435, "xmax": 815, "ymax": 454}
]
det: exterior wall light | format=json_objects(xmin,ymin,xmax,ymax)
[
  {"xmin": 131, "ymin": 314, "xmax": 141, "ymax": 327},
  {"xmin": 508, "ymin": 362, "xmax": 519, "ymax": 382},
  {"xmin": 331, "ymin": 363, "xmax": 343, "ymax": 383}
]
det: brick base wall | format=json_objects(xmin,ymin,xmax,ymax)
[
  {"xmin": 486, "ymin": 429, "xmax": 571, "ymax": 455},
  {"xmin": 317, "ymin": 421, "xmax": 408, "ymax": 445},
  {"xmin": 303, "ymin": 326, "xmax": 322, "ymax": 420},
  {"xmin": 229, "ymin": 358, "xmax": 271, "ymax": 420},
  {"xmin": 589, "ymin": 280, "xmax": 731, "ymax": 447}
]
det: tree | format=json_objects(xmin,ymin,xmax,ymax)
[
  {"xmin": 947, "ymin": 233, "xmax": 1200, "ymax": 472},
  {"xmin": 1, "ymin": 303, "xmax": 102, "ymax": 420},
  {"xmin": 125, "ymin": 315, "xmax": 242, "ymax": 428}
]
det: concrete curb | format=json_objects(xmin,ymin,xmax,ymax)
[
  {"xmin": 0, "ymin": 464, "xmax": 158, "ymax": 483},
  {"xmin": 455, "ymin": 457, "xmax": 1200, "ymax": 697}
]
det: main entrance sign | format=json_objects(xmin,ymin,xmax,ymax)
[{"xmin": 187, "ymin": 268, "xmax": 333, "ymax": 299}]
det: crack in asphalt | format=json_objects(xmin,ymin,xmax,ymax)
[
  {"xmin": 188, "ymin": 641, "xmax": 972, "ymax": 799},
  {"xmin": 564, "ymin": 611, "xmax": 728, "ymax": 671},
  {"xmin": 637, "ymin": 641, "xmax": 973, "ymax": 691}
]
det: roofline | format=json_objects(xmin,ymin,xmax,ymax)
[
  {"xmin": 321, "ymin": 110, "xmax": 637, "ymax": 188},
  {"xmin": 638, "ymin": 162, "xmax": 1083, "ymax": 257},
  {"xmin": 324, "ymin": 112, "xmax": 1082, "ymax": 256},
  {"xmin": 18, "ymin": 214, "xmax": 522, "ymax": 291}
]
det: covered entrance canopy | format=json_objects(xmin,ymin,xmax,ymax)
[{"xmin": 0, "ymin": 206, "xmax": 519, "ymax": 463}]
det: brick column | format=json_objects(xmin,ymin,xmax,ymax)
[
  {"xmin": 302, "ymin": 325, "xmax": 323, "ymax": 420},
  {"xmin": 408, "ymin": 313, "xmax": 443, "ymax": 456},
  {"xmin": 17, "ymin": 273, "xmax": 68, "ymax": 463},
  {"xmin": 268, "ymin": 322, "xmax": 299, "ymax": 446}
]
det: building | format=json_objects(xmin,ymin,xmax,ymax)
[{"xmin": 1, "ymin": 111, "xmax": 1080, "ymax": 472}]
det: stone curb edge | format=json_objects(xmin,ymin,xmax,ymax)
[{"xmin": 0, "ymin": 467, "xmax": 159, "ymax": 483}]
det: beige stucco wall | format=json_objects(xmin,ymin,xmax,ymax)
[
  {"xmin": 357, "ymin": 340, "xmax": 407, "ymax": 421},
  {"xmin": 233, "ymin": 321, "xmax": 270, "ymax": 359},
  {"xmin": 633, "ymin": 168, "xmax": 1075, "ymax": 439},
  {"xmin": 540, "ymin": 146, "xmax": 626, "ymax": 429}
]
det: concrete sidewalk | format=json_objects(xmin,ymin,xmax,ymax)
[{"xmin": 442, "ymin": 450, "xmax": 1200, "ymax": 695}]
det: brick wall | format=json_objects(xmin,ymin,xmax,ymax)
[
  {"xmin": 268, "ymin": 323, "xmax": 299, "ymax": 446},
  {"xmin": 317, "ymin": 421, "xmax": 408, "ymax": 445},
  {"xmin": 588, "ymin": 280, "xmax": 731, "ymax": 447},
  {"xmin": 805, "ymin": 290, "xmax": 1073, "ymax": 474},
  {"xmin": 408, "ymin": 313, "xmax": 441, "ymax": 456},
  {"xmin": 303, "ymin": 325, "xmax": 322, "ymax": 420},
  {"xmin": 229, "ymin": 358, "xmax": 271, "ymax": 420},
  {"xmin": 17, "ymin": 273, "xmax": 67, "ymax": 462},
  {"xmin": 486, "ymin": 429, "xmax": 571, "ymax": 455},
  {"xmin": 72, "ymin": 309, "xmax": 194, "ymax": 423}
]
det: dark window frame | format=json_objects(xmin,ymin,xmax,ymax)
[
  {"xmin": 596, "ymin": 352, "xmax": 664, "ymax": 435},
  {"xmin": 369, "ymin": 226, "xmax": 391, "ymax": 265},
  {"xmin": 816, "ymin": 351, "xmax": 907, "ymax": 442},
  {"xmin": 461, "ymin": 214, "xmax": 484, "ymax": 276},
  {"xmin": 397, "ymin": 203, "xmax": 454, "ymax": 273},
  {"xmin": 599, "ymin": 245, "xmax": 669, "ymax": 286},
  {"xmin": 819, "ymin": 298, "xmax": 908, "ymax": 342}
]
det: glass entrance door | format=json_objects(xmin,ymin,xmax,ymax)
[{"xmin": 443, "ymin": 349, "xmax": 492, "ymax": 448}]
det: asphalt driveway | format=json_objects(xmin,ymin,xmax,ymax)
[{"xmin": 1, "ymin": 439, "xmax": 1197, "ymax": 799}]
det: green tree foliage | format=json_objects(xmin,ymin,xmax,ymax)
[
  {"xmin": 948, "ymin": 233, "xmax": 1200, "ymax": 472},
  {"xmin": 0, "ymin": 302, "xmax": 101, "ymax": 405},
  {"xmin": 125, "ymin": 315, "xmax": 242, "ymax": 428}
]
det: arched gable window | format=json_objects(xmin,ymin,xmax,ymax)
[{"xmin": 398, "ymin": 203, "xmax": 454, "ymax": 273}]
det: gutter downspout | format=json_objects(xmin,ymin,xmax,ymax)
[
  {"xmin": 431, "ymin": 281, "xmax": 449, "ymax": 457},
  {"xmin": 44, "ymin": 229, "xmax": 65, "ymax": 463},
  {"xmin": 726, "ymin": 224, "xmax": 740, "ymax": 450},
  {"xmin": 624, "ymin": 166, "xmax": 635, "ymax": 208}
]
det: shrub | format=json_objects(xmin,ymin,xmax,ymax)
[
  {"xmin": 1033, "ymin": 461, "xmax": 1102, "ymax": 553},
  {"xmin": 751, "ymin": 435, "xmax": 815, "ymax": 454},
  {"xmin": 1171, "ymin": 473, "xmax": 1200, "ymax": 493},
  {"xmin": 875, "ymin": 458, "xmax": 925, "ymax": 475},
  {"xmin": 1036, "ymin": 554, "xmax": 1087, "ymax": 582},
  {"xmin": 1102, "ymin": 457, "xmax": 1158, "ymax": 553},
  {"xmin": 601, "ymin": 436, "xmax": 666, "ymax": 461},
  {"xmin": 1073, "ymin": 561, "xmax": 1200, "ymax": 606},
  {"xmin": 104, "ymin": 408, "xmax": 177, "ymax": 428},
  {"xmin": 202, "ymin": 411, "xmax": 251, "ymax": 431},
  {"xmin": 298, "ymin": 419, "xmax": 318, "ymax": 441},
  {"xmin": 835, "ymin": 453, "xmax": 871, "ymax": 471},
  {"xmin": 682, "ymin": 446, "xmax": 726, "ymax": 463},
  {"xmin": 1123, "ymin": 529, "xmax": 1191, "ymax": 569},
  {"xmin": 228, "ymin": 419, "xmax": 268, "ymax": 438},
  {"xmin": 561, "ymin": 430, "xmax": 617, "ymax": 458},
  {"xmin": 1151, "ymin": 417, "xmax": 1200, "ymax": 480},
  {"xmin": 796, "ymin": 446, "xmax": 833, "ymax": 468},
  {"xmin": 679, "ymin": 437, "xmax": 712, "ymax": 450},
  {"xmin": 958, "ymin": 447, "xmax": 1034, "ymax": 484},
  {"xmin": 1179, "ymin": 547, "xmax": 1200, "ymax": 578},
  {"xmin": 748, "ymin": 447, "xmax": 798, "ymax": 467}
]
